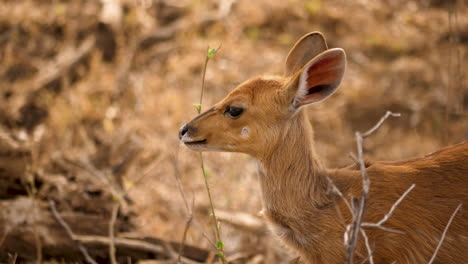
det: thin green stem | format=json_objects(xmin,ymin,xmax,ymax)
[
  {"xmin": 199, "ymin": 152, "xmax": 225, "ymax": 260},
  {"xmin": 197, "ymin": 46, "xmax": 226, "ymax": 263},
  {"xmin": 198, "ymin": 55, "xmax": 209, "ymax": 115}
]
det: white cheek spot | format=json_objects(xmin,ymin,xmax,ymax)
[{"xmin": 241, "ymin": 127, "xmax": 250, "ymax": 138}]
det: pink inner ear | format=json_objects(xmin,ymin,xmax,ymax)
[
  {"xmin": 294, "ymin": 48, "xmax": 346, "ymax": 107},
  {"xmin": 295, "ymin": 51, "xmax": 344, "ymax": 107},
  {"xmin": 306, "ymin": 56, "xmax": 342, "ymax": 92}
]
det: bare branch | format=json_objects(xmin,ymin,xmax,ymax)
[
  {"xmin": 49, "ymin": 200, "xmax": 98, "ymax": 264},
  {"xmin": 348, "ymin": 152, "xmax": 359, "ymax": 163},
  {"xmin": 173, "ymin": 147, "xmax": 192, "ymax": 213},
  {"xmin": 428, "ymin": 203, "xmax": 462, "ymax": 264},
  {"xmin": 63, "ymin": 156, "xmax": 129, "ymax": 210},
  {"xmin": 31, "ymin": 197, "xmax": 42, "ymax": 264},
  {"xmin": 361, "ymin": 111, "xmax": 401, "ymax": 138},
  {"xmin": 8, "ymin": 253, "xmax": 17, "ymax": 264},
  {"xmin": 178, "ymin": 214, "xmax": 194, "ymax": 264},
  {"xmin": 74, "ymin": 234, "xmax": 164, "ymax": 255},
  {"xmin": 346, "ymin": 111, "xmax": 400, "ymax": 264},
  {"xmin": 345, "ymin": 132, "xmax": 369, "ymax": 263},
  {"xmin": 74, "ymin": 234, "xmax": 204, "ymax": 264},
  {"xmin": 172, "ymin": 146, "xmax": 195, "ymax": 263},
  {"xmin": 362, "ymin": 184, "xmax": 415, "ymax": 233},
  {"xmin": 360, "ymin": 228, "xmax": 374, "ymax": 264},
  {"xmin": 327, "ymin": 176, "xmax": 352, "ymax": 213},
  {"xmin": 363, "ymin": 225, "xmax": 405, "ymax": 235},
  {"xmin": 109, "ymin": 203, "xmax": 120, "ymax": 264},
  {"xmin": 172, "ymin": 148, "xmax": 218, "ymax": 261},
  {"xmin": 356, "ymin": 132, "xmax": 369, "ymax": 194},
  {"xmin": 194, "ymin": 219, "xmax": 217, "ymax": 250}
]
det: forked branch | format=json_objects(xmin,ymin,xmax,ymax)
[
  {"xmin": 362, "ymin": 184, "xmax": 415, "ymax": 234},
  {"xmin": 361, "ymin": 111, "xmax": 401, "ymax": 138},
  {"xmin": 345, "ymin": 111, "xmax": 400, "ymax": 264}
]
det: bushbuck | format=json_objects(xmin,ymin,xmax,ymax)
[{"xmin": 179, "ymin": 32, "xmax": 467, "ymax": 263}]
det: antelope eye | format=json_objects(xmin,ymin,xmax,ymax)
[{"xmin": 225, "ymin": 106, "xmax": 244, "ymax": 119}]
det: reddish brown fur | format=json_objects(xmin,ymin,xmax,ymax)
[{"xmin": 180, "ymin": 33, "xmax": 468, "ymax": 263}]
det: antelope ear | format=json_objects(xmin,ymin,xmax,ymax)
[
  {"xmin": 292, "ymin": 48, "xmax": 346, "ymax": 108},
  {"xmin": 284, "ymin": 32, "xmax": 328, "ymax": 77}
]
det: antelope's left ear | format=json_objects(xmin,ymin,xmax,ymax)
[{"xmin": 291, "ymin": 48, "xmax": 346, "ymax": 108}]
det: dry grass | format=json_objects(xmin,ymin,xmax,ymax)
[{"xmin": 0, "ymin": 0, "xmax": 466, "ymax": 263}]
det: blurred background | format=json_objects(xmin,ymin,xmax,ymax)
[{"xmin": 0, "ymin": 0, "xmax": 466, "ymax": 263}]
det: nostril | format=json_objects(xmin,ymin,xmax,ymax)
[{"xmin": 179, "ymin": 124, "xmax": 189, "ymax": 139}]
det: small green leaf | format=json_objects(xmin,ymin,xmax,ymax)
[
  {"xmin": 216, "ymin": 251, "xmax": 225, "ymax": 259},
  {"xmin": 207, "ymin": 48, "xmax": 217, "ymax": 59},
  {"xmin": 203, "ymin": 168, "xmax": 211, "ymax": 178},
  {"xmin": 216, "ymin": 240, "xmax": 224, "ymax": 250},
  {"xmin": 194, "ymin": 103, "xmax": 202, "ymax": 111}
]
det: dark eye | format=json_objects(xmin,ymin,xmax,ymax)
[{"xmin": 225, "ymin": 106, "xmax": 244, "ymax": 119}]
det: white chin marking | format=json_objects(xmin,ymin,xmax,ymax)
[
  {"xmin": 180, "ymin": 134, "xmax": 193, "ymax": 143},
  {"xmin": 185, "ymin": 143, "xmax": 224, "ymax": 152},
  {"xmin": 241, "ymin": 126, "xmax": 250, "ymax": 138},
  {"xmin": 185, "ymin": 143, "xmax": 205, "ymax": 151}
]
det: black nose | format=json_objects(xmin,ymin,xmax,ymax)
[{"xmin": 179, "ymin": 124, "xmax": 189, "ymax": 139}]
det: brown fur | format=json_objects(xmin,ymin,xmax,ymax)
[{"xmin": 180, "ymin": 33, "xmax": 468, "ymax": 263}]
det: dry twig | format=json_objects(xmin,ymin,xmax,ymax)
[
  {"xmin": 361, "ymin": 111, "xmax": 401, "ymax": 138},
  {"xmin": 31, "ymin": 198, "xmax": 42, "ymax": 264},
  {"xmin": 74, "ymin": 235, "xmax": 204, "ymax": 264},
  {"xmin": 109, "ymin": 203, "xmax": 120, "ymax": 264},
  {"xmin": 345, "ymin": 111, "xmax": 400, "ymax": 264},
  {"xmin": 50, "ymin": 192, "xmax": 205, "ymax": 264},
  {"xmin": 49, "ymin": 200, "xmax": 98, "ymax": 264},
  {"xmin": 75, "ymin": 234, "xmax": 164, "ymax": 255},
  {"xmin": 326, "ymin": 177, "xmax": 352, "ymax": 213},
  {"xmin": 63, "ymin": 156, "xmax": 130, "ymax": 210},
  {"xmin": 360, "ymin": 229, "xmax": 373, "ymax": 264},
  {"xmin": 428, "ymin": 203, "xmax": 463, "ymax": 264},
  {"xmin": 172, "ymin": 146, "xmax": 195, "ymax": 263},
  {"xmin": 178, "ymin": 211, "xmax": 194, "ymax": 264},
  {"xmin": 361, "ymin": 184, "xmax": 415, "ymax": 234},
  {"xmin": 8, "ymin": 253, "xmax": 17, "ymax": 264}
]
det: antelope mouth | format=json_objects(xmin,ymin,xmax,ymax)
[{"xmin": 183, "ymin": 139, "xmax": 207, "ymax": 145}]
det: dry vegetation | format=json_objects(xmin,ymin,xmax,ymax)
[{"xmin": 0, "ymin": 0, "xmax": 466, "ymax": 263}]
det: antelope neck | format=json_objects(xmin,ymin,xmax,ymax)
[{"xmin": 256, "ymin": 110, "xmax": 330, "ymax": 211}]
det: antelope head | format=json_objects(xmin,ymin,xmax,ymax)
[{"xmin": 179, "ymin": 32, "xmax": 346, "ymax": 159}]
